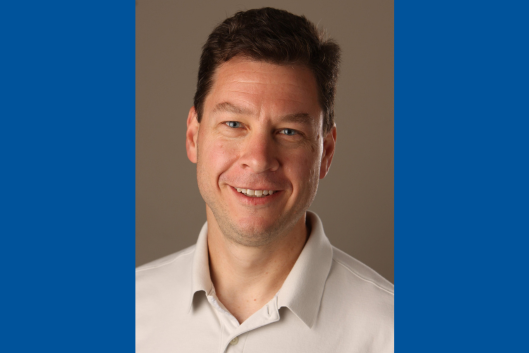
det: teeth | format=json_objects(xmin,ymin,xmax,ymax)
[{"xmin": 236, "ymin": 188, "xmax": 276, "ymax": 198}]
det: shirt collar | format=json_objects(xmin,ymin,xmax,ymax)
[
  {"xmin": 188, "ymin": 211, "xmax": 333, "ymax": 329},
  {"xmin": 189, "ymin": 221, "xmax": 213, "ymax": 304},
  {"xmin": 276, "ymin": 211, "xmax": 333, "ymax": 328}
]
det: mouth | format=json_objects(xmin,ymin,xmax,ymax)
[
  {"xmin": 235, "ymin": 187, "xmax": 276, "ymax": 198},
  {"xmin": 228, "ymin": 185, "xmax": 282, "ymax": 204}
]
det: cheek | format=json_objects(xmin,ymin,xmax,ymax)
[
  {"xmin": 283, "ymin": 148, "xmax": 321, "ymax": 189},
  {"xmin": 199, "ymin": 139, "xmax": 239, "ymax": 178}
]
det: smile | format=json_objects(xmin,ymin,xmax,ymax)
[{"xmin": 235, "ymin": 188, "xmax": 275, "ymax": 198}]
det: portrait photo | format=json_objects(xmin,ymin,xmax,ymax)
[{"xmin": 136, "ymin": 1, "xmax": 393, "ymax": 351}]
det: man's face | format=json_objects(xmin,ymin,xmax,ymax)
[{"xmin": 186, "ymin": 57, "xmax": 336, "ymax": 246}]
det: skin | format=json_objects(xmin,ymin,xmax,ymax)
[{"xmin": 186, "ymin": 56, "xmax": 337, "ymax": 323}]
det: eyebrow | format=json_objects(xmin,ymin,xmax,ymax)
[
  {"xmin": 212, "ymin": 102, "xmax": 253, "ymax": 115},
  {"xmin": 213, "ymin": 101, "xmax": 314, "ymax": 126},
  {"xmin": 281, "ymin": 112, "xmax": 313, "ymax": 126}
]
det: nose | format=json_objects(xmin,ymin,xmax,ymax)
[{"xmin": 239, "ymin": 131, "xmax": 280, "ymax": 173}]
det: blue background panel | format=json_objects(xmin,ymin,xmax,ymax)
[
  {"xmin": 1, "ymin": 1, "xmax": 134, "ymax": 351},
  {"xmin": 396, "ymin": 0, "xmax": 528, "ymax": 351}
]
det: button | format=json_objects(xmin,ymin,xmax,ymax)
[{"xmin": 229, "ymin": 337, "xmax": 239, "ymax": 346}]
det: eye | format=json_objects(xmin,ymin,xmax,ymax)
[
  {"xmin": 279, "ymin": 128, "xmax": 298, "ymax": 136},
  {"xmin": 225, "ymin": 121, "xmax": 242, "ymax": 128}
]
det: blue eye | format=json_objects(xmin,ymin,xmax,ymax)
[
  {"xmin": 226, "ymin": 121, "xmax": 242, "ymax": 128},
  {"xmin": 280, "ymin": 128, "xmax": 297, "ymax": 136}
]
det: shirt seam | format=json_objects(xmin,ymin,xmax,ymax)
[
  {"xmin": 241, "ymin": 331, "xmax": 249, "ymax": 351},
  {"xmin": 333, "ymin": 258, "xmax": 394, "ymax": 295},
  {"xmin": 135, "ymin": 247, "xmax": 195, "ymax": 273}
]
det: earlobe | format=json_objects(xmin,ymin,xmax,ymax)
[
  {"xmin": 186, "ymin": 107, "xmax": 199, "ymax": 164},
  {"xmin": 319, "ymin": 124, "xmax": 337, "ymax": 179}
]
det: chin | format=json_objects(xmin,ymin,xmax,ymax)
[{"xmin": 223, "ymin": 218, "xmax": 284, "ymax": 247}]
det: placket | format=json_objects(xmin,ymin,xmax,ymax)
[
  {"xmin": 205, "ymin": 288, "xmax": 243, "ymax": 352},
  {"xmin": 221, "ymin": 295, "xmax": 281, "ymax": 353}
]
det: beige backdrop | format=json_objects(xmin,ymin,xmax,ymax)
[{"xmin": 136, "ymin": 0, "xmax": 394, "ymax": 283}]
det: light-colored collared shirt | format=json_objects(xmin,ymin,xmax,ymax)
[{"xmin": 136, "ymin": 212, "xmax": 394, "ymax": 352}]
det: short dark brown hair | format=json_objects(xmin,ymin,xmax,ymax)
[{"xmin": 193, "ymin": 7, "xmax": 341, "ymax": 133}]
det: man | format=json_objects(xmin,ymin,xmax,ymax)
[{"xmin": 136, "ymin": 7, "xmax": 393, "ymax": 353}]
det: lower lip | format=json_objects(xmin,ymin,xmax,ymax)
[{"xmin": 230, "ymin": 186, "xmax": 281, "ymax": 206}]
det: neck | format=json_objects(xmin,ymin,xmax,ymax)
[{"xmin": 206, "ymin": 208, "xmax": 308, "ymax": 324}]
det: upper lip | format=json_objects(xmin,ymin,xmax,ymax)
[{"xmin": 231, "ymin": 185, "xmax": 279, "ymax": 191}]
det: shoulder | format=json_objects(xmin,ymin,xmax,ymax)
[
  {"xmin": 317, "ymin": 247, "xmax": 393, "ymax": 350},
  {"xmin": 328, "ymin": 246, "xmax": 393, "ymax": 311},
  {"xmin": 324, "ymin": 246, "xmax": 394, "ymax": 325},
  {"xmin": 136, "ymin": 245, "xmax": 196, "ymax": 273},
  {"xmin": 136, "ymin": 245, "xmax": 196, "ymax": 305},
  {"xmin": 136, "ymin": 246, "xmax": 197, "ymax": 346},
  {"xmin": 331, "ymin": 246, "xmax": 394, "ymax": 296}
]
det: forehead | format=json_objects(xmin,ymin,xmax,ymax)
[{"xmin": 203, "ymin": 57, "xmax": 322, "ymax": 120}]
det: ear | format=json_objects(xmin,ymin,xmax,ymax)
[
  {"xmin": 186, "ymin": 106, "xmax": 200, "ymax": 163},
  {"xmin": 319, "ymin": 124, "xmax": 337, "ymax": 179}
]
